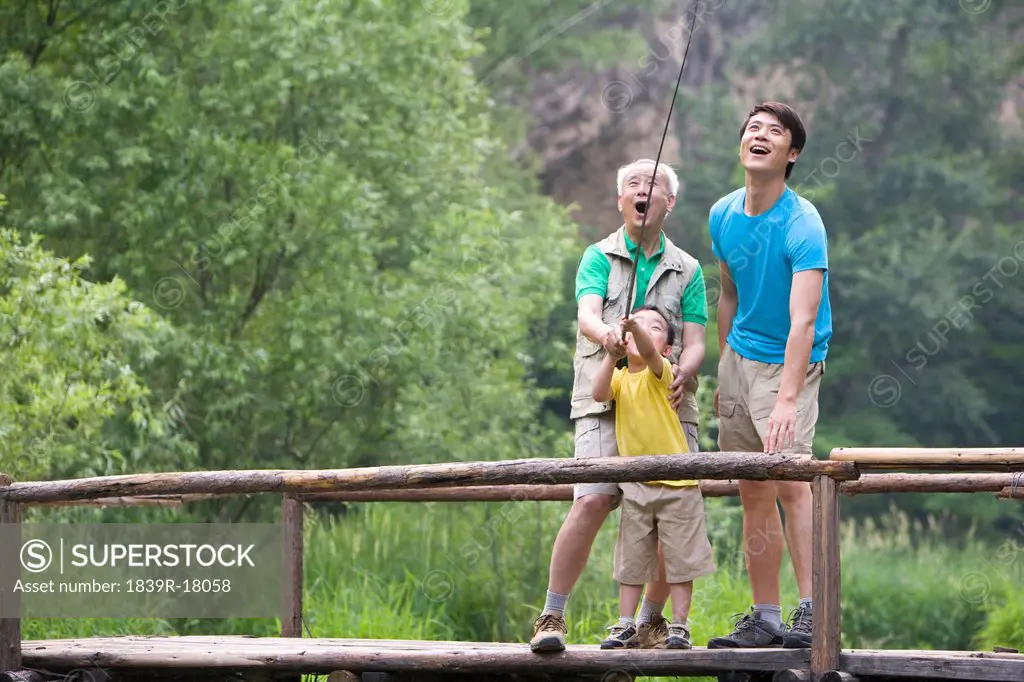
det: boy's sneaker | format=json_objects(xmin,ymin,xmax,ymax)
[
  {"xmin": 600, "ymin": 622, "xmax": 641, "ymax": 649},
  {"xmin": 666, "ymin": 622, "xmax": 692, "ymax": 650},
  {"xmin": 530, "ymin": 613, "xmax": 567, "ymax": 653},
  {"xmin": 782, "ymin": 604, "xmax": 813, "ymax": 649},
  {"xmin": 638, "ymin": 613, "xmax": 669, "ymax": 649},
  {"xmin": 706, "ymin": 609, "xmax": 785, "ymax": 649}
]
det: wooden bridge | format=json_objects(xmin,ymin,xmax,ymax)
[{"xmin": 1, "ymin": 448, "xmax": 1023, "ymax": 682}]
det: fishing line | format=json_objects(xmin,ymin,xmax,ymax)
[{"xmin": 621, "ymin": 0, "xmax": 703, "ymax": 340}]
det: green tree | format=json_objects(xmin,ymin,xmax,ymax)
[
  {"xmin": 710, "ymin": 0, "xmax": 1024, "ymax": 532},
  {"xmin": 726, "ymin": 0, "xmax": 1022, "ymax": 450},
  {"xmin": 0, "ymin": 207, "xmax": 192, "ymax": 482},
  {"xmin": 0, "ymin": 0, "xmax": 579, "ymax": 522}
]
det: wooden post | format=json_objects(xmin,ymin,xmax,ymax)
[
  {"xmin": 281, "ymin": 494, "xmax": 304, "ymax": 638},
  {"xmin": 279, "ymin": 494, "xmax": 304, "ymax": 682},
  {"xmin": 0, "ymin": 475, "xmax": 21, "ymax": 673},
  {"xmin": 810, "ymin": 475, "xmax": 841, "ymax": 681}
]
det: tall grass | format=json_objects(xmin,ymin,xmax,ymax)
[{"xmin": 24, "ymin": 499, "xmax": 1024, "ymax": 682}]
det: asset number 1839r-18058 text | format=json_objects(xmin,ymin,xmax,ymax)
[
  {"xmin": 126, "ymin": 578, "xmax": 231, "ymax": 593},
  {"xmin": 11, "ymin": 578, "xmax": 231, "ymax": 593}
]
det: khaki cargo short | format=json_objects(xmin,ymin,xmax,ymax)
[
  {"xmin": 717, "ymin": 345, "xmax": 825, "ymax": 456},
  {"xmin": 613, "ymin": 482, "xmax": 717, "ymax": 585},
  {"xmin": 573, "ymin": 413, "xmax": 700, "ymax": 510}
]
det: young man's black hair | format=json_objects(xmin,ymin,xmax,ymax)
[{"xmin": 740, "ymin": 101, "xmax": 807, "ymax": 180}]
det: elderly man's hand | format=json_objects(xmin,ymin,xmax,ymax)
[
  {"xmin": 600, "ymin": 325, "xmax": 627, "ymax": 359},
  {"xmin": 668, "ymin": 365, "xmax": 688, "ymax": 411}
]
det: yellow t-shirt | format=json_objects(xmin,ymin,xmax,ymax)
[{"xmin": 609, "ymin": 356, "xmax": 696, "ymax": 487}]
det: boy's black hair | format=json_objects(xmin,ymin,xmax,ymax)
[{"xmin": 630, "ymin": 305, "xmax": 676, "ymax": 347}]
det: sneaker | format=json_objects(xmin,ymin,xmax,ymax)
[
  {"xmin": 638, "ymin": 613, "xmax": 669, "ymax": 649},
  {"xmin": 530, "ymin": 613, "xmax": 567, "ymax": 653},
  {"xmin": 665, "ymin": 622, "xmax": 692, "ymax": 649},
  {"xmin": 600, "ymin": 622, "xmax": 641, "ymax": 649},
  {"xmin": 782, "ymin": 604, "xmax": 812, "ymax": 649},
  {"xmin": 706, "ymin": 610, "xmax": 785, "ymax": 649}
]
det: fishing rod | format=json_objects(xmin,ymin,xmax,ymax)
[{"xmin": 621, "ymin": 0, "xmax": 703, "ymax": 340}]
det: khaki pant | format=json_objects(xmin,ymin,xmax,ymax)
[
  {"xmin": 573, "ymin": 413, "xmax": 700, "ymax": 510},
  {"xmin": 717, "ymin": 345, "xmax": 825, "ymax": 455},
  {"xmin": 613, "ymin": 482, "xmax": 717, "ymax": 584}
]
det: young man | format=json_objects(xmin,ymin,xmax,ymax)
[
  {"xmin": 592, "ymin": 306, "xmax": 716, "ymax": 651},
  {"xmin": 529, "ymin": 158, "xmax": 708, "ymax": 653},
  {"xmin": 706, "ymin": 101, "xmax": 832, "ymax": 650}
]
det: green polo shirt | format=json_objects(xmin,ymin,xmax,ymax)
[{"xmin": 574, "ymin": 232, "xmax": 708, "ymax": 326}]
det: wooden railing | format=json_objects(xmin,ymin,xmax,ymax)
[{"xmin": 1, "ymin": 448, "xmax": 1022, "ymax": 682}]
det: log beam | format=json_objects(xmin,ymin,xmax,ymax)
[
  {"xmin": 360, "ymin": 671, "xmax": 614, "ymax": 675},
  {"xmin": 19, "ymin": 472, "xmax": 1024, "ymax": 508},
  {"xmin": 0, "ymin": 671, "xmax": 45, "ymax": 682},
  {"xmin": 997, "ymin": 486, "xmax": 1024, "ymax": 500},
  {"xmin": 820, "ymin": 673, "xmax": 857, "ymax": 682},
  {"xmin": 830, "ymin": 447, "xmax": 1024, "ymax": 469},
  {"xmin": 773, "ymin": 671, "xmax": 810, "ymax": 682},
  {"xmin": 19, "ymin": 637, "xmax": 811, "ymax": 675},
  {"xmin": 304, "ymin": 473, "xmax": 1022, "ymax": 502},
  {"xmin": 32, "ymin": 496, "xmax": 185, "ymax": 508},
  {"xmin": 32, "ymin": 493, "xmax": 250, "ymax": 508},
  {"xmin": 841, "ymin": 472, "xmax": 1019, "ymax": 495},
  {"xmin": 299, "ymin": 480, "xmax": 740, "ymax": 503},
  {"xmin": 327, "ymin": 673, "xmax": 360, "ymax": 682},
  {"xmin": 839, "ymin": 649, "xmax": 1024, "ymax": 680},
  {"xmin": 0, "ymin": 454, "xmax": 859, "ymax": 503}
]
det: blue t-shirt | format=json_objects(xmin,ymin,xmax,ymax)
[{"xmin": 709, "ymin": 187, "xmax": 832, "ymax": 364}]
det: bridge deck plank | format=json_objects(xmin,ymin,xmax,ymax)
[{"xmin": 18, "ymin": 636, "xmax": 1024, "ymax": 680}]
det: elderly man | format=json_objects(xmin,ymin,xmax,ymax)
[{"xmin": 530, "ymin": 158, "xmax": 709, "ymax": 653}]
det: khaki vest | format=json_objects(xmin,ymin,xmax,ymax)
[{"xmin": 570, "ymin": 226, "xmax": 702, "ymax": 424}]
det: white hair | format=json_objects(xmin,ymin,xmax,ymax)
[{"xmin": 616, "ymin": 159, "xmax": 679, "ymax": 197}]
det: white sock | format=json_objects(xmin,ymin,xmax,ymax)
[
  {"xmin": 637, "ymin": 598, "xmax": 665, "ymax": 625},
  {"xmin": 753, "ymin": 603, "xmax": 784, "ymax": 630},
  {"xmin": 542, "ymin": 590, "xmax": 568, "ymax": 616}
]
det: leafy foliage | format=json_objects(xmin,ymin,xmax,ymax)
[
  {"xmin": 662, "ymin": 0, "xmax": 1024, "ymax": 532},
  {"xmin": 0, "ymin": 216, "xmax": 192, "ymax": 481},
  {"xmin": 0, "ymin": 0, "xmax": 579, "ymax": 511}
]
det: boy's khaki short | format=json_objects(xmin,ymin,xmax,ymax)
[
  {"xmin": 613, "ymin": 482, "xmax": 717, "ymax": 585},
  {"xmin": 573, "ymin": 414, "xmax": 700, "ymax": 510},
  {"xmin": 717, "ymin": 345, "xmax": 825, "ymax": 456}
]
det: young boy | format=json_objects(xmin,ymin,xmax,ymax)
[{"xmin": 591, "ymin": 305, "xmax": 717, "ymax": 650}]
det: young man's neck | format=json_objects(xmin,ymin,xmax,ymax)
[
  {"xmin": 743, "ymin": 172, "xmax": 788, "ymax": 217},
  {"xmin": 625, "ymin": 222, "xmax": 663, "ymax": 256}
]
